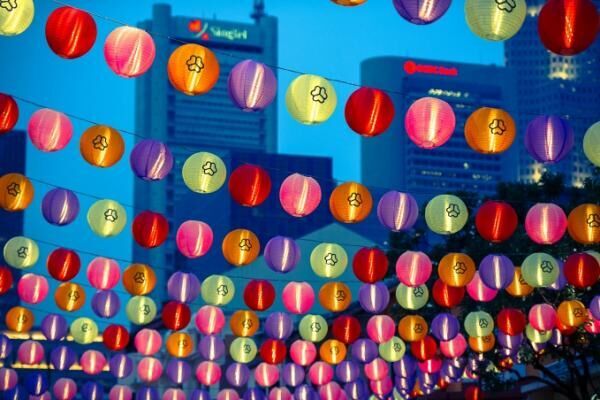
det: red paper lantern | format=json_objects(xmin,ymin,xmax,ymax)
[
  {"xmin": 331, "ymin": 315, "xmax": 361, "ymax": 344},
  {"xmin": 0, "ymin": 93, "xmax": 18, "ymax": 134},
  {"xmin": 243, "ymin": 279, "xmax": 276, "ymax": 311},
  {"xmin": 556, "ymin": 316, "xmax": 577, "ymax": 335},
  {"xmin": 496, "ymin": 308, "xmax": 527, "ymax": 336},
  {"xmin": 344, "ymin": 87, "xmax": 395, "ymax": 137},
  {"xmin": 411, "ymin": 335, "xmax": 437, "ymax": 361},
  {"xmin": 228, "ymin": 164, "xmax": 272, "ymax": 207},
  {"xmin": 47, "ymin": 248, "xmax": 81, "ymax": 282},
  {"xmin": 475, "ymin": 201, "xmax": 518, "ymax": 243},
  {"xmin": 0, "ymin": 266, "xmax": 13, "ymax": 295},
  {"xmin": 259, "ymin": 338, "xmax": 287, "ymax": 364},
  {"xmin": 353, "ymin": 247, "xmax": 388, "ymax": 283},
  {"xmin": 564, "ymin": 253, "xmax": 600, "ymax": 289},
  {"xmin": 432, "ymin": 279, "xmax": 464, "ymax": 308},
  {"xmin": 465, "ymin": 385, "xmax": 484, "ymax": 400},
  {"xmin": 538, "ymin": 0, "xmax": 599, "ymax": 56},
  {"xmin": 132, "ymin": 211, "xmax": 169, "ymax": 249},
  {"xmin": 103, "ymin": 324, "xmax": 130, "ymax": 351},
  {"xmin": 162, "ymin": 301, "xmax": 191, "ymax": 331},
  {"xmin": 45, "ymin": 6, "xmax": 97, "ymax": 59}
]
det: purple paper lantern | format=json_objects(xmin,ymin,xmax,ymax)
[
  {"xmin": 190, "ymin": 389, "xmax": 211, "ymax": 400},
  {"xmin": 199, "ymin": 335, "xmax": 225, "ymax": 361},
  {"xmin": 167, "ymin": 271, "xmax": 201, "ymax": 303},
  {"xmin": 228, "ymin": 60, "xmax": 277, "ymax": 112},
  {"xmin": 264, "ymin": 236, "xmax": 301, "ymax": 273},
  {"xmin": 376, "ymin": 191, "xmax": 419, "ymax": 231},
  {"xmin": 431, "ymin": 313, "xmax": 459, "ymax": 341},
  {"xmin": 264, "ymin": 312, "xmax": 294, "ymax": 340},
  {"xmin": 393, "ymin": 355, "xmax": 417, "ymax": 378},
  {"xmin": 243, "ymin": 388, "xmax": 267, "ymax": 400},
  {"xmin": 548, "ymin": 260, "xmax": 567, "ymax": 291},
  {"xmin": 336, "ymin": 360, "xmax": 360, "ymax": 383},
  {"xmin": 525, "ymin": 116, "xmax": 574, "ymax": 163},
  {"xmin": 478, "ymin": 254, "xmax": 514, "ymax": 290},
  {"xmin": 50, "ymin": 346, "xmax": 77, "ymax": 371},
  {"xmin": 392, "ymin": 0, "xmax": 452, "ymax": 25},
  {"xmin": 590, "ymin": 295, "xmax": 600, "ymax": 320},
  {"xmin": 41, "ymin": 314, "xmax": 68, "ymax": 341},
  {"xmin": 226, "ymin": 363, "xmax": 250, "ymax": 387},
  {"xmin": 41, "ymin": 188, "xmax": 79, "ymax": 226},
  {"xmin": 138, "ymin": 387, "xmax": 160, "ymax": 400},
  {"xmin": 282, "ymin": 363, "xmax": 305, "ymax": 387},
  {"xmin": 166, "ymin": 360, "xmax": 191, "ymax": 385},
  {"xmin": 358, "ymin": 282, "xmax": 390, "ymax": 313},
  {"xmin": 130, "ymin": 139, "xmax": 173, "ymax": 181},
  {"xmin": 91, "ymin": 290, "xmax": 120, "ymax": 318},
  {"xmin": 81, "ymin": 382, "xmax": 103, "ymax": 400},
  {"xmin": 293, "ymin": 385, "xmax": 318, "ymax": 400},
  {"xmin": 0, "ymin": 334, "xmax": 12, "ymax": 359},
  {"xmin": 0, "ymin": 368, "xmax": 17, "ymax": 391},
  {"xmin": 351, "ymin": 338, "xmax": 378, "ymax": 363},
  {"xmin": 345, "ymin": 379, "xmax": 368, "ymax": 400},
  {"xmin": 497, "ymin": 332, "xmax": 523, "ymax": 349},
  {"xmin": 108, "ymin": 354, "xmax": 133, "ymax": 379}
]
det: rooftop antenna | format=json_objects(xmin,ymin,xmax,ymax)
[{"xmin": 251, "ymin": 0, "xmax": 266, "ymax": 21}]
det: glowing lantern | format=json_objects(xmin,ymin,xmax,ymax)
[
  {"xmin": 478, "ymin": 254, "xmax": 514, "ymax": 290},
  {"xmin": 432, "ymin": 279, "xmax": 464, "ymax": 308},
  {"xmin": 279, "ymin": 173, "xmax": 321, "ymax": 217},
  {"xmin": 395, "ymin": 250, "xmax": 432, "ymax": 287},
  {"xmin": 521, "ymin": 253, "xmax": 559, "ymax": 288},
  {"xmin": 53, "ymin": 378, "xmax": 76, "ymax": 400},
  {"xmin": 0, "ymin": 368, "xmax": 16, "ymax": 392},
  {"xmin": 376, "ymin": 191, "xmax": 418, "ymax": 232},
  {"xmin": 329, "ymin": 181, "xmax": 372, "ymax": 223},
  {"xmin": 529, "ymin": 304, "xmax": 557, "ymax": 331},
  {"xmin": 319, "ymin": 281, "xmax": 352, "ymax": 312},
  {"xmin": 264, "ymin": 236, "xmax": 301, "ymax": 273},
  {"xmin": 42, "ymin": 188, "xmax": 79, "ymax": 226},
  {"xmin": 332, "ymin": 315, "xmax": 361, "ymax": 344},
  {"xmin": 538, "ymin": 0, "xmax": 599, "ymax": 56},
  {"xmin": 56, "ymin": 282, "xmax": 86, "ymax": 312},
  {"xmin": 168, "ymin": 43, "xmax": 219, "ymax": 95},
  {"xmin": 431, "ymin": 313, "xmax": 459, "ymax": 341},
  {"xmin": 230, "ymin": 338, "xmax": 257, "ymax": 364},
  {"xmin": 310, "ymin": 242, "xmax": 348, "ymax": 278},
  {"xmin": 195, "ymin": 305, "xmax": 225, "ymax": 335},
  {"xmin": 411, "ymin": 336, "xmax": 437, "ymax": 361},
  {"xmin": 465, "ymin": 0, "xmax": 526, "ymax": 41},
  {"xmin": 0, "ymin": 0, "xmax": 33, "ymax": 36},
  {"xmin": 80, "ymin": 125, "xmax": 125, "ymax": 167},
  {"xmin": 201, "ymin": 275, "xmax": 235, "ymax": 306},
  {"xmin": 0, "ymin": 93, "xmax": 18, "ymax": 134},
  {"xmin": 260, "ymin": 339, "xmax": 287, "ymax": 365},
  {"xmin": 0, "ymin": 266, "xmax": 13, "ymax": 295},
  {"xmin": 70, "ymin": 317, "xmax": 98, "ymax": 344},
  {"xmin": 123, "ymin": 263, "xmax": 156, "ymax": 295},
  {"xmin": 104, "ymin": 26, "xmax": 155, "ymax": 77},
  {"xmin": 438, "ymin": 252, "xmax": 476, "ymax": 287},
  {"xmin": 286, "ymin": 74, "xmax": 337, "ymax": 125},
  {"xmin": 243, "ymin": 279, "xmax": 275, "ymax": 311},
  {"xmin": 162, "ymin": 301, "xmax": 191, "ymax": 331},
  {"xmin": 135, "ymin": 329, "xmax": 162, "ymax": 355},
  {"xmin": 425, "ymin": 194, "xmax": 468, "ymax": 234},
  {"xmin": 496, "ymin": 308, "xmax": 526, "ymax": 335},
  {"xmin": 405, "ymin": 97, "xmax": 455, "ymax": 148},
  {"xmin": 132, "ymin": 211, "xmax": 169, "ymax": 248},
  {"xmin": 17, "ymin": 274, "xmax": 49, "ymax": 304},
  {"xmin": 379, "ymin": 336, "xmax": 405, "ymax": 362},
  {"xmin": 464, "ymin": 311, "xmax": 494, "ymax": 337},
  {"xmin": 568, "ymin": 203, "xmax": 600, "ymax": 244},
  {"xmin": 27, "ymin": 109, "xmax": 73, "ymax": 152},
  {"xmin": 320, "ymin": 340, "xmax": 346, "ymax": 365},
  {"xmin": 558, "ymin": 300, "xmax": 587, "ymax": 328},
  {"xmin": 469, "ymin": 334, "xmax": 495, "ymax": 353},
  {"xmin": 475, "ymin": 201, "xmax": 518, "ymax": 243},
  {"xmin": 229, "ymin": 164, "xmax": 271, "ymax": 207},
  {"xmin": 81, "ymin": 350, "xmax": 106, "ymax": 375},
  {"xmin": 392, "ymin": 0, "xmax": 451, "ymax": 24},
  {"xmin": 130, "ymin": 139, "xmax": 173, "ymax": 181},
  {"xmin": 395, "ymin": 283, "xmax": 429, "ymax": 310},
  {"xmin": 525, "ymin": 203, "xmax": 567, "ymax": 244},
  {"xmin": 103, "ymin": 324, "xmax": 129, "ymax": 351},
  {"xmin": 228, "ymin": 60, "xmax": 277, "ymax": 111},
  {"xmin": 182, "ymin": 151, "xmax": 226, "ymax": 193},
  {"xmin": 176, "ymin": 220, "xmax": 213, "ymax": 258},
  {"xmin": 282, "ymin": 281, "xmax": 314, "ymax": 314},
  {"xmin": 6, "ymin": 306, "xmax": 33, "ymax": 332},
  {"xmin": 222, "ymin": 228, "xmax": 260, "ymax": 266},
  {"xmin": 506, "ymin": 267, "xmax": 534, "ymax": 297},
  {"xmin": 366, "ymin": 315, "xmax": 395, "ymax": 344},
  {"xmin": 583, "ymin": 122, "xmax": 600, "ymax": 167},
  {"xmin": 345, "ymin": 87, "xmax": 394, "ymax": 137},
  {"xmin": 87, "ymin": 199, "xmax": 127, "ymax": 237},
  {"xmin": 331, "ymin": 0, "xmax": 367, "ymax": 5},
  {"xmin": 359, "ymin": 282, "xmax": 389, "ymax": 313},
  {"xmin": 525, "ymin": 324, "xmax": 552, "ymax": 344},
  {"xmin": 87, "ymin": 257, "xmax": 120, "ymax": 290},
  {"xmin": 290, "ymin": 340, "xmax": 317, "ymax": 366},
  {"xmin": 440, "ymin": 333, "xmax": 467, "ymax": 358},
  {"xmin": 126, "ymin": 296, "xmax": 157, "ymax": 325},
  {"xmin": 0, "ymin": 173, "xmax": 34, "ymax": 211},
  {"xmin": 3, "ymin": 236, "xmax": 38, "ymax": 269},
  {"xmin": 525, "ymin": 116, "xmax": 574, "ymax": 163},
  {"xmin": 466, "ymin": 271, "xmax": 498, "ymax": 302},
  {"xmin": 138, "ymin": 357, "xmax": 163, "ymax": 383},
  {"xmin": 465, "ymin": 107, "xmax": 515, "ymax": 154},
  {"xmin": 230, "ymin": 310, "xmax": 259, "ymax": 337},
  {"xmin": 353, "ymin": 247, "xmax": 388, "ymax": 283},
  {"xmin": 564, "ymin": 253, "xmax": 600, "ymax": 289},
  {"xmin": 45, "ymin": 6, "xmax": 96, "ymax": 59}
]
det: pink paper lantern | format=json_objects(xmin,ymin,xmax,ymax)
[
  {"xmin": 418, "ymin": 357, "xmax": 442, "ymax": 374},
  {"xmin": 364, "ymin": 358, "xmax": 389, "ymax": 381},
  {"xmin": 176, "ymin": 220, "xmax": 213, "ymax": 258},
  {"xmin": 404, "ymin": 97, "xmax": 455, "ymax": 149},
  {"xmin": 366, "ymin": 315, "xmax": 395, "ymax": 344},
  {"xmin": 529, "ymin": 304, "xmax": 557, "ymax": 331},
  {"xmin": 137, "ymin": 357, "xmax": 163, "ymax": 383},
  {"xmin": 440, "ymin": 334, "xmax": 467, "ymax": 358},
  {"xmin": 308, "ymin": 361, "xmax": 334, "ymax": 385},
  {"xmin": 163, "ymin": 389, "xmax": 186, "ymax": 400},
  {"xmin": 584, "ymin": 311, "xmax": 600, "ymax": 334},
  {"xmin": 525, "ymin": 203, "xmax": 567, "ymax": 245},
  {"xmin": 104, "ymin": 26, "xmax": 155, "ymax": 78},
  {"xmin": 53, "ymin": 378, "xmax": 77, "ymax": 400},
  {"xmin": 0, "ymin": 368, "xmax": 17, "ymax": 391},
  {"xmin": 218, "ymin": 389, "xmax": 240, "ymax": 400},
  {"xmin": 269, "ymin": 387, "xmax": 292, "ymax": 400},
  {"xmin": 255, "ymin": 362, "xmax": 279, "ymax": 387},
  {"xmin": 282, "ymin": 281, "xmax": 314, "ymax": 314},
  {"xmin": 109, "ymin": 386, "xmax": 132, "ymax": 400},
  {"xmin": 279, "ymin": 173, "xmax": 322, "ymax": 217},
  {"xmin": 27, "ymin": 109, "xmax": 73, "ymax": 152},
  {"xmin": 80, "ymin": 350, "xmax": 106, "ymax": 375},
  {"xmin": 196, "ymin": 361, "xmax": 221, "ymax": 386},
  {"xmin": 17, "ymin": 274, "xmax": 49, "ymax": 304},
  {"xmin": 195, "ymin": 305, "xmax": 226, "ymax": 335},
  {"xmin": 134, "ymin": 329, "xmax": 162, "ymax": 356},
  {"xmin": 370, "ymin": 377, "xmax": 393, "ymax": 397},
  {"xmin": 17, "ymin": 340, "xmax": 45, "ymax": 365},
  {"xmin": 466, "ymin": 271, "xmax": 498, "ymax": 302},
  {"xmin": 395, "ymin": 250, "xmax": 432, "ymax": 286},
  {"xmin": 319, "ymin": 382, "xmax": 344, "ymax": 400},
  {"xmin": 289, "ymin": 340, "xmax": 317, "ymax": 366},
  {"xmin": 87, "ymin": 257, "xmax": 120, "ymax": 289}
]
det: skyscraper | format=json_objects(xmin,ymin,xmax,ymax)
[{"xmin": 505, "ymin": 1, "xmax": 600, "ymax": 186}]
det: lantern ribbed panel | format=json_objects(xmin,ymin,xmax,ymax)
[
  {"xmin": 525, "ymin": 115, "xmax": 574, "ymax": 163},
  {"xmin": 425, "ymin": 195, "xmax": 468, "ymax": 234},
  {"xmin": 392, "ymin": 0, "xmax": 452, "ymax": 24},
  {"xmin": 464, "ymin": 107, "xmax": 516, "ymax": 154},
  {"xmin": 104, "ymin": 27, "xmax": 155, "ymax": 77},
  {"xmin": 525, "ymin": 203, "xmax": 567, "ymax": 244},
  {"xmin": 568, "ymin": 204, "xmax": 600, "ymax": 244},
  {"xmin": 285, "ymin": 74, "xmax": 337, "ymax": 125},
  {"xmin": 377, "ymin": 191, "xmax": 419, "ymax": 231},
  {"xmin": 228, "ymin": 60, "xmax": 277, "ymax": 111},
  {"xmin": 405, "ymin": 97, "xmax": 455, "ymax": 148},
  {"xmin": 465, "ymin": 0, "xmax": 526, "ymax": 41},
  {"xmin": 279, "ymin": 173, "xmax": 321, "ymax": 217}
]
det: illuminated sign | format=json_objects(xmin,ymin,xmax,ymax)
[
  {"xmin": 189, "ymin": 19, "xmax": 249, "ymax": 41},
  {"xmin": 404, "ymin": 60, "xmax": 458, "ymax": 77},
  {"xmin": 428, "ymin": 88, "xmax": 470, "ymax": 98}
]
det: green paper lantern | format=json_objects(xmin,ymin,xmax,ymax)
[
  {"xmin": 230, "ymin": 337, "xmax": 257, "ymax": 363},
  {"xmin": 521, "ymin": 252, "xmax": 559, "ymax": 288},
  {"xmin": 3, "ymin": 236, "xmax": 39, "ymax": 269},
  {"xmin": 299, "ymin": 314, "xmax": 328, "ymax": 342},
  {"xmin": 525, "ymin": 323, "xmax": 552, "ymax": 344},
  {"xmin": 583, "ymin": 121, "xmax": 600, "ymax": 167},
  {"xmin": 286, "ymin": 74, "xmax": 337, "ymax": 125},
  {"xmin": 182, "ymin": 152, "xmax": 227, "ymax": 194},
  {"xmin": 126, "ymin": 295, "xmax": 157, "ymax": 325},
  {"xmin": 87, "ymin": 199, "xmax": 127, "ymax": 238},
  {"xmin": 0, "ymin": 0, "xmax": 34, "ymax": 36},
  {"xmin": 70, "ymin": 317, "xmax": 98, "ymax": 344},
  {"xmin": 464, "ymin": 311, "xmax": 494, "ymax": 337},
  {"xmin": 379, "ymin": 336, "xmax": 406, "ymax": 362},
  {"xmin": 395, "ymin": 283, "xmax": 429, "ymax": 310},
  {"xmin": 425, "ymin": 194, "xmax": 468, "ymax": 235},
  {"xmin": 465, "ymin": 0, "xmax": 526, "ymax": 41},
  {"xmin": 201, "ymin": 275, "xmax": 235, "ymax": 306},
  {"xmin": 310, "ymin": 243, "xmax": 348, "ymax": 278}
]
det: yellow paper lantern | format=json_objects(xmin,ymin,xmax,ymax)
[
  {"xmin": 201, "ymin": 275, "xmax": 235, "ymax": 306},
  {"xmin": 465, "ymin": 0, "xmax": 526, "ymax": 41},
  {"xmin": 222, "ymin": 228, "xmax": 260, "ymax": 266},
  {"xmin": 505, "ymin": 267, "xmax": 534, "ymax": 298},
  {"xmin": 87, "ymin": 199, "xmax": 127, "ymax": 237},
  {"xmin": 182, "ymin": 152, "xmax": 227, "ymax": 194},
  {"xmin": 0, "ymin": 0, "xmax": 34, "ymax": 36},
  {"xmin": 464, "ymin": 107, "xmax": 516, "ymax": 154},
  {"xmin": 583, "ymin": 121, "xmax": 600, "ymax": 167},
  {"xmin": 286, "ymin": 74, "xmax": 337, "ymax": 125},
  {"xmin": 395, "ymin": 283, "xmax": 428, "ymax": 310},
  {"xmin": 126, "ymin": 295, "xmax": 157, "ymax": 325},
  {"xmin": 167, "ymin": 44, "xmax": 220, "ymax": 96},
  {"xmin": 525, "ymin": 324, "xmax": 552, "ymax": 344},
  {"xmin": 230, "ymin": 310, "xmax": 259, "ymax": 337},
  {"xmin": 0, "ymin": 173, "xmax": 34, "ymax": 211},
  {"xmin": 230, "ymin": 337, "xmax": 257, "ymax": 364},
  {"xmin": 557, "ymin": 300, "xmax": 587, "ymax": 328},
  {"xmin": 319, "ymin": 282, "xmax": 352, "ymax": 312},
  {"xmin": 3, "ymin": 236, "xmax": 38, "ymax": 269},
  {"xmin": 425, "ymin": 194, "xmax": 468, "ymax": 235},
  {"xmin": 70, "ymin": 317, "xmax": 98, "ymax": 344},
  {"xmin": 379, "ymin": 336, "xmax": 406, "ymax": 362},
  {"xmin": 166, "ymin": 332, "xmax": 194, "ymax": 358}
]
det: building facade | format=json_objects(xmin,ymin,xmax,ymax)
[
  {"xmin": 505, "ymin": 0, "xmax": 600, "ymax": 186},
  {"xmin": 360, "ymin": 57, "xmax": 519, "ymax": 200}
]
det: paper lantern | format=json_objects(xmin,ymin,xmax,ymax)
[
  {"xmin": 0, "ymin": 173, "xmax": 34, "ymax": 211},
  {"xmin": 282, "ymin": 282, "xmax": 315, "ymax": 314},
  {"xmin": 80, "ymin": 350, "xmax": 106, "ymax": 375},
  {"xmin": 478, "ymin": 254, "xmax": 514, "ymax": 290},
  {"xmin": 398, "ymin": 315, "xmax": 428, "ymax": 342},
  {"xmin": 46, "ymin": 248, "xmax": 80, "ymax": 281},
  {"xmin": 168, "ymin": 43, "xmax": 219, "ymax": 95},
  {"xmin": 564, "ymin": 253, "xmax": 600, "ymax": 289},
  {"xmin": 56, "ymin": 282, "xmax": 86, "ymax": 312},
  {"xmin": 226, "ymin": 363, "xmax": 250, "ymax": 387},
  {"xmin": 290, "ymin": 340, "xmax": 317, "ymax": 366},
  {"xmin": 568, "ymin": 204, "xmax": 600, "ymax": 244},
  {"xmin": 282, "ymin": 363, "xmax": 305, "ymax": 386},
  {"xmin": 110, "ymin": 386, "xmax": 133, "ymax": 400},
  {"xmin": 87, "ymin": 199, "xmax": 127, "ymax": 237},
  {"xmin": 475, "ymin": 201, "xmax": 518, "ymax": 243},
  {"xmin": 176, "ymin": 220, "xmax": 213, "ymax": 258},
  {"xmin": 319, "ymin": 281, "xmax": 352, "ymax": 312},
  {"xmin": 130, "ymin": 139, "xmax": 173, "ymax": 181},
  {"xmin": 525, "ymin": 203, "xmax": 567, "ymax": 244},
  {"xmin": 345, "ymin": 87, "xmax": 394, "ymax": 137},
  {"xmin": 279, "ymin": 173, "xmax": 321, "ymax": 217},
  {"xmin": 0, "ymin": 266, "xmax": 13, "ymax": 295},
  {"xmin": 431, "ymin": 313, "xmax": 459, "ymax": 341},
  {"xmin": 70, "ymin": 317, "xmax": 98, "ymax": 344},
  {"xmin": 496, "ymin": 308, "xmax": 526, "ymax": 335},
  {"xmin": 25, "ymin": 373, "xmax": 48, "ymax": 396},
  {"xmin": 425, "ymin": 194, "xmax": 468, "ymax": 234},
  {"xmin": 132, "ymin": 211, "xmax": 168, "ymax": 248},
  {"xmin": 506, "ymin": 266, "xmax": 534, "ymax": 297},
  {"xmin": 465, "ymin": 0, "xmax": 526, "ymax": 41},
  {"xmin": 320, "ymin": 340, "xmax": 346, "ymax": 365},
  {"xmin": 17, "ymin": 340, "xmax": 44, "ymax": 365},
  {"xmin": 396, "ymin": 250, "xmax": 432, "ymax": 287},
  {"xmin": 104, "ymin": 26, "xmax": 155, "ymax": 77},
  {"xmin": 329, "ymin": 181, "xmax": 372, "ymax": 223},
  {"xmin": 27, "ymin": 109, "xmax": 73, "ymax": 152},
  {"xmin": 195, "ymin": 305, "xmax": 226, "ymax": 335},
  {"xmin": 525, "ymin": 324, "xmax": 552, "ymax": 344},
  {"xmin": 42, "ymin": 188, "xmax": 79, "ymax": 226},
  {"xmin": 411, "ymin": 336, "xmax": 437, "ymax": 361},
  {"xmin": 228, "ymin": 60, "xmax": 277, "ymax": 111},
  {"xmin": 50, "ymin": 346, "xmax": 75, "ymax": 370},
  {"xmin": 465, "ymin": 107, "xmax": 516, "ymax": 154},
  {"xmin": 260, "ymin": 339, "xmax": 287, "ymax": 364},
  {"xmin": 590, "ymin": 295, "xmax": 600, "ymax": 320},
  {"xmin": 135, "ymin": 329, "xmax": 162, "ymax": 355},
  {"xmin": 392, "ymin": 0, "xmax": 451, "ymax": 24},
  {"xmin": 351, "ymin": 338, "xmax": 379, "ymax": 363},
  {"xmin": 583, "ymin": 122, "xmax": 600, "ymax": 167},
  {"xmin": 201, "ymin": 275, "xmax": 235, "ymax": 306},
  {"xmin": 529, "ymin": 304, "xmax": 557, "ymax": 331},
  {"xmin": 87, "ymin": 257, "xmax": 120, "ymax": 289},
  {"xmin": 230, "ymin": 310, "xmax": 259, "ymax": 337},
  {"xmin": 469, "ymin": 334, "xmax": 495, "ymax": 353},
  {"xmin": 222, "ymin": 228, "xmax": 260, "ymax": 266},
  {"xmin": 405, "ymin": 97, "xmax": 455, "ymax": 148},
  {"xmin": 396, "ymin": 283, "xmax": 429, "ymax": 310},
  {"xmin": 17, "ymin": 274, "xmax": 49, "ymax": 304},
  {"xmin": 161, "ymin": 301, "xmax": 190, "ymax": 331},
  {"xmin": 53, "ymin": 378, "xmax": 76, "ymax": 400},
  {"xmin": 466, "ymin": 271, "xmax": 498, "ymax": 302},
  {"xmin": 45, "ymin": 6, "xmax": 96, "ymax": 59},
  {"xmin": 6, "ymin": 306, "xmax": 33, "ymax": 332},
  {"xmin": 366, "ymin": 315, "xmax": 395, "ymax": 344},
  {"xmin": 109, "ymin": 353, "xmax": 133, "ymax": 379},
  {"xmin": 182, "ymin": 151, "xmax": 226, "ymax": 193},
  {"xmin": 0, "ymin": 0, "xmax": 34, "ymax": 36},
  {"xmin": 103, "ymin": 324, "xmax": 129, "ymax": 351},
  {"xmin": 166, "ymin": 271, "xmax": 200, "ymax": 303},
  {"xmin": 166, "ymin": 332, "xmax": 193, "ymax": 358},
  {"xmin": 80, "ymin": 125, "xmax": 125, "ymax": 167},
  {"xmin": 331, "ymin": 315, "xmax": 361, "ymax": 344},
  {"xmin": 521, "ymin": 253, "xmax": 560, "ymax": 288},
  {"xmin": 525, "ymin": 116, "xmax": 574, "ymax": 163},
  {"xmin": 378, "ymin": 336, "xmax": 405, "ymax": 362},
  {"xmin": 3, "ymin": 236, "xmax": 38, "ymax": 269},
  {"xmin": 310, "ymin": 242, "xmax": 348, "ymax": 278},
  {"xmin": 244, "ymin": 279, "xmax": 275, "ymax": 311},
  {"xmin": 464, "ymin": 311, "xmax": 494, "ymax": 338},
  {"xmin": 264, "ymin": 236, "xmax": 301, "ymax": 273},
  {"xmin": 137, "ymin": 357, "xmax": 163, "ymax": 383},
  {"xmin": 286, "ymin": 74, "xmax": 337, "ymax": 125},
  {"xmin": 538, "ymin": 0, "xmax": 599, "ymax": 56},
  {"xmin": 229, "ymin": 164, "xmax": 271, "ymax": 206},
  {"xmin": 331, "ymin": 0, "xmax": 367, "ymax": 6},
  {"xmin": 126, "ymin": 296, "xmax": 157, "ymax": 325},
  {"xmin": 358, "ymin": 282, "xmax": 389, "ymax": 313},
  {"xmin": 557, "ymin": 299, "xmax": 588, "ymax": 329},
  {"xmin": 353, "ymin": 247, "xmax": 388, "ymax": 283},
  {"xmin": 230, "ymin": 338, "xmax": 257, "ymax": 364},
  {"xmin": 438, "ymin": 252, "xmax": 475, "ymax": 287},
  {"xmin": 198, "ymin": 335, "xmax": 225, "ymax": 361},
  {"xmin": 377, "ymin": 191, "xmax": 418, "ymax": 232},
  {"xmin": 0, "ymin": 93, "xmax": 18, "ymax": 134}
]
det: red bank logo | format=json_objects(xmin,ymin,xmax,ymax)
[
  {"xmin": 189, "ymin": 19, "xmax": 210, "ymax": 40},
  {"xmin": 403, "ymin": 60, "xmax": 458, "ymax": 77},
  {"xmin": 189, "ymin": 19, "xmax": 249, "ymax": 41}
]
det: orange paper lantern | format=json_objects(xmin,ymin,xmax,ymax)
[
  {"xmin": 230, "ymin": 310, "xmax": 259, "ymax": 337},
  {"xmin": 465, "ymin": 107, "xmax": 516, "ymax": 154},
  {"xmin": 505, "ymin": 267, "xmax": 534, "ymax": 298},
  {"xmin": 222, "ymin": 229, "xmax": 260, "ymax": 266},
  {"xmin": 122, "ymin": 264, "xmax": 156, "ymax": 295},
  {"xmin": 167, "ymin": 44, "xmax": 220, "ymax": 96},
  {"xmin": 568, "ymin": 204, "xmax": 600, "ymax": 244},
  {"xmin": 468, "ymin": 333, "xmax": 495, "ymax": 353},
  {"xmin": 0, "ymin": 173, "xmax": 34, "ymax": 211},
  {"xmin": 319, "ymin": 339, "xmax": 347, "ymax": 365},
  {"xmin": 166, "ymin": 331, "xmax": 193, "ymax": 358},
  {"xmin": 80, "ymin": 125, "xmax": 125, "ymax": 168},
  {"xmin": 54, "ymin": 282, "xmax": 86, "ymax": 312},
  {"xmin": 438, "ymin": 253, "xmax": 476, "ymax": 287},
  {"xmin": 6, "ymin": 306, "xmax": 34, "ymax": 333},
  {"xmin": 319, "ymin": 282, "xmax": 352, "ymax": 312},
  {"xmin": 329, "ymin": 182, "xmax": 372, "ymax": 223},
  {"xmin": 557, "ymin": 300, "xmax": 587, "ymax": 328},
  {"xmin": 398, "ymin": 315, "xmax": 428, "ymax": 342}
]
